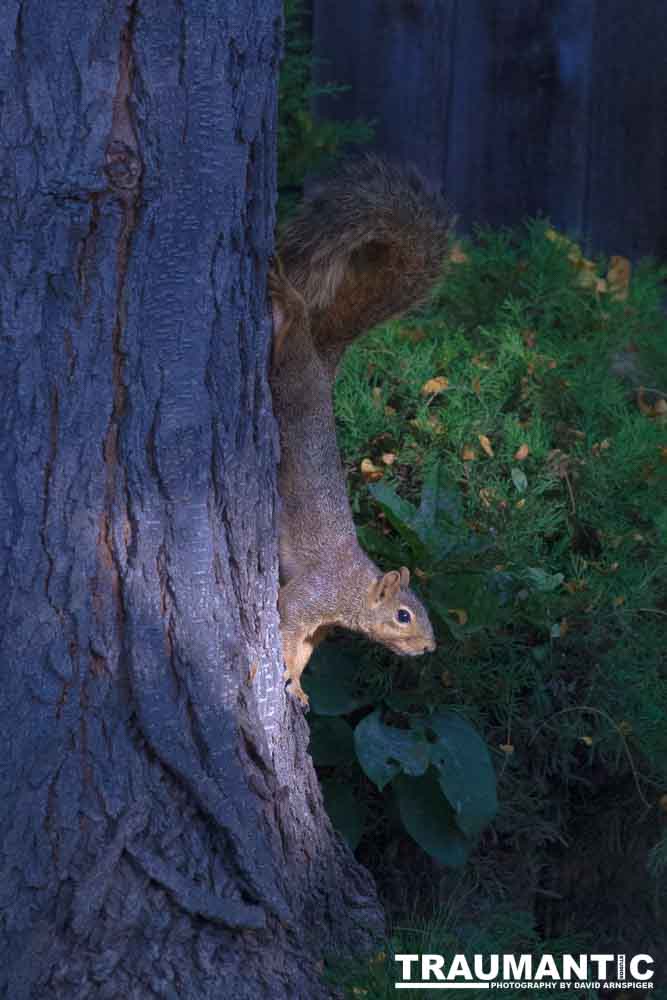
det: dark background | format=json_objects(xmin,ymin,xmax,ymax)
[{"xmin": 313, "ymin": 0, "xmax": 667, "ymax": 261}]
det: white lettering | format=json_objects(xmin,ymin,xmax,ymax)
[
  {"xmin": 422, "ymin": 955, "xmax": 446, "ymax": 981},
  {"xmin": 504, "ymin": 955, "xmax": 533, "ymax": 980},
  {"xmin": 447, "ymin": 955, "xmax": 473, "ymax": 980},
  {"xmin": 534, "ymin": 955, "xmax": 560, "ymax": 981},
  {"xmin": 591, "ymin": 955, "xmax": 614, "ymax": 979},
  {"xmin": 629, "ymin": 955, "xmax": 654, "ymax": 981},
  {"xmin": 394, "ymin": 954, "xmax": 418, "ymax": 980},
  {"xmin": 474, "ymin": 954, "xmax": 500, "ymax": 980},
  {"xmin": 562, "ymin": 954, "xmax": 588, "ymax": 980}
]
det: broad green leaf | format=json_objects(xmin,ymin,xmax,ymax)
[
  {"xmin": 354, "ymin": 708, "xmax": 430, "ymax": 790},
  {"xmin": 309, "ymin": 717, "xmax": 356, "ymax": 766},
  {"xmin": 511, "ymin": 467, "xmax": 528, "ymax": 493},
  {"xmin": 415, "ymin": 711, "xmax": 497, "ymax": 838},
  {"xmin": 303, "ymin": 643, "xmax": 373, "ymax": 716},
  {"xmin": 321, "ymin": 780, "xmax": 365, "ymax": 850},
  {"xmin": 416, "ymin": 462, "xmax": 464, "ymax": 531},
  {"xmin": 356, "ymin": 524, "xmax": 408, "ymax": 564},
  {"xmin": 368, "ymin": 481, "xmax": 425, "ymax": 560},
  {"xmin": 523, "ymin": 567, "xmax": 564, "ymax": 593},
  {"xmin": 394, "ymin": 770, "xmax": 470, "ymax": 867}
]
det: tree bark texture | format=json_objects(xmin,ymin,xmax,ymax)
[
  {"xmin": 313, "ymin": 0, "xmax": 667, "ymax": 260},
  {"xmin": 0, "ymin": 3, "xmax": 382, "ymax": 998}
]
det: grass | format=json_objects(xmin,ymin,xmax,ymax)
[{"xmin": 323, "ymin": 220, "xmax": 667, "ymax": 977}]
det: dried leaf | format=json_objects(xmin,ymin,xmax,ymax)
[
  {"xmin": 441, "ymin": 670, "xmax": 453, "ymax": 688},
  {"xmin": 514, "ymin": 443, "xmax": 530, "ymax": 461},
  {"xmin": 449, "ymin": 242, "xmax": 469, "ymax": 264},
  {"xmin": 462, "ymin": 446, "xmax": 477, "ymax": 461},
  {"xmin": 607, "ymin": 255, "xmax": 632, "ymax": 301},
  {"xmin": 515, "ymin": 498, "xmax": 526, "ymax": 509},
  {"xmin": 580, "ymin": 735, "xmax": 593, "ymax": 747},
  {"xmin": 612, "ymin": 595, "xmax": 625, "ymax": 607},
  {"xmin": 499, "ymin": 743, "xmax": 514, "ymax": 754},
  {"xmin": 384, "ymin": 404, "xmax": 397, "ymax": 417},
  {"xmin": 421, "ymin": 375, "xmax": 449, "ymax": 396},
  {"xmin": 400, "ymin": 326, "xmax": 427, "ymax": 344},
  {"xmin": 448, "ymin": 608, "xmax": 468, "ymax": 626},
  {"xmin": 371, "ymin": 387, "xmax": 382, "ymax": 408},
  {"xmin": 471, "ymin": 376, "xmax": 481, "ymax": 398},
  {"xmin": 360, "ymin": 458, "xmax": 384, "ymax": 483},
  {"xmin": 478, "ymin": 434, "xmax": 494, "ymax": 458},
  {"xmin": 381, "ymin": 452, "xmax": 396, "ymax": 466}
]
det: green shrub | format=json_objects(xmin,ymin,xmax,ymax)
[
  {"xmin": 305, "ymin": 220, "xmax": 667, "ymax": 950},
  {"xmin": 278, "ymin": 0, "xmax": 373, "ymax": 216}
]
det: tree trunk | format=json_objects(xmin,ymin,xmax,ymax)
[{"xmin": 0, "ymin": 3, "xmax": 383, "ymax": 998}]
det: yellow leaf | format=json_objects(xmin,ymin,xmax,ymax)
[
  {"xmin": 515, "ymin": 498, "xmax": 526, "ymax": 509},
  {"xmin": 471, "ymin": 376, "xmax": 481, "ymax": 398},
  {"xmin": 381, "ymin": 452, "xmax": 396, "ymax": 466},
  {"xmin": 421, "ymin": 375, "xmax": 449, "ymax": 396},
  {"xmin": 499, "ymin": 743, "xmax": 514, "ymax": 754},
  {"xmin": 384, "ymin": 405, "xmax": 397, "ymax": 417},
  {"xmin": 448, "ymin": 608, "xmax": 468, "ymax": 626},
  {"xmin": 607, "ymin": 255, "xmax": 631, "ymax": 301},
  {"xmin": 514, "ymin": 443, "xmax": 530, "ymax": 461},
  {"xmin": 479, "ymin": 487, "xmax": 494, "ymax": 508},
  {"xmin": 462, "ymin": 446, "xmax": 476, "ymax": 461},
  {"xmin": 371, "ymin": 387, "xmax": 382, "ymax": 407},
  {"xmin": 360, "ymin": 458, "xmax": 384, "ymax": 483},
  {"xmin": 580, "ymin": 735, "xmax": 593, "ymax": 747},
  {"xmin": 478, "ymin": 434, "xmax": 494, "ymax": 457},
  {"xmin": 448, "ymin": 242, "xmax": 469, "ymax": 264}
]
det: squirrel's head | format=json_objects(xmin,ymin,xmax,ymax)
[{"xmin": 364, "ymin": 567, "xmax": 436, "ymax": 657}]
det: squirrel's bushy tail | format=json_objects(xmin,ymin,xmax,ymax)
[{"xmin": 278, "ymin": 154, "xmax": 453, "ymax": 375}]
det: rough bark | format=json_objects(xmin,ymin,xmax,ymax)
[
  {"xmin": 0, "ymin": 3, "xmax": 383, "ymax": 998},
  {"xmin": 313, "ymin": 0, "xmax": 667, "ymax": 260}
]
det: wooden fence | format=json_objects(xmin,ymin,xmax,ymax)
[{"xmin": 312, "ymin": 0, "xmax": 667, "ymax": 261}]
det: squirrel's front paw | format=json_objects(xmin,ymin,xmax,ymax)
[{"xmin": 283, "ymin": 668, "xmax": 310, "ymax": 708}]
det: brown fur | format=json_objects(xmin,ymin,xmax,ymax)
[
  {"xmin": 269, "ymin": 158, "xmax": 450, "ymax": 704},
  {"xmin": 277, "ymin": 154, "xmax": 453, "ymax": 377}
]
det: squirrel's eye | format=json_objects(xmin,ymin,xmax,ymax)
[{"xmin": 396, "ymin": 608, "xmax": 411, "ymax": 624}]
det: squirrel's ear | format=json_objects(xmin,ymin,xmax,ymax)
[
  {"xmin": 369, "ymin": 570, "xmax": 401, "ymax": 605},
  {"xmin": 399, "ymin": 566, "xmax": 410, "ymax": 588}
]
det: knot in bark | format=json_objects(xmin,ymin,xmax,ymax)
[{"xmin": 105, "ymin": 140, "xmax": 142, "ymax": 192}]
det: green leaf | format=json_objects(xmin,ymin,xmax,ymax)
[
  {"xmin": 309, "ymin": 717, "xmax": 356, "ymax": 766},
  {"xmin": 416, "ymin": 462, "xmax": 464, "ymax": 531},
  {"xmin": 368, "ymin": 481, "xmax": 425, "ymax": 560},
  {"xmin": 321, "ymin": 780, "xmax": 365, "ymax": 850},
  {"xmin": 415, "ymin": 711, "xmax": 498, "ymax": 838},
  {"xmin": 354, "ymin": 708, "xmax": 430, "ymax": 790},
  {"xmin": 523, "ymin": 567, "xmax": 565, "ymax": 593},
  {"xmin": 511, "ymin": 467, "xmax": 528, "ymax": 493},
  {"xmin": 303, "ymin": 643, "xmax": 373, "ymax": 716},
  {"xmin": 394, "ymin": 770, "xmax": 471, "ymax": 867}
]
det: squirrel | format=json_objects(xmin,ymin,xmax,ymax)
[
  {"xmin": 276, "ymin": 154, "xmax": 452, "ymax": 377},
  {"xmin": 269, "ymin": 157, "xmax": 451, "ymax": 705}
]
